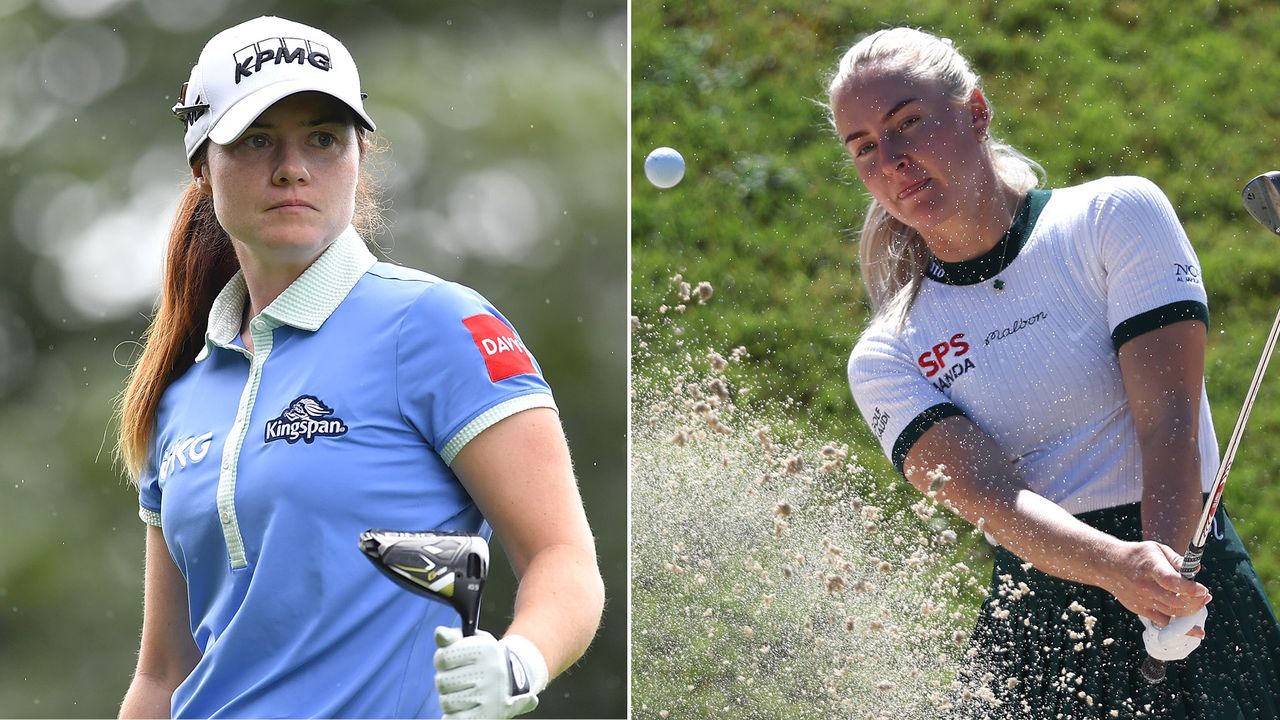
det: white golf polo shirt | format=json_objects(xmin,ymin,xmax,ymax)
[
  {"xmin": 850, "ymin": 176, "xmax": 1217, "ymax": 515},
  {"xmin": 137, "ymin": 228, "xmax": 555, "ymax": 718}
]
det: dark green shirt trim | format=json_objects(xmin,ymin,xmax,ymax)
[
  {"xmin": 891, "ymin": 402, "xmax": 966, "ymax": 475},
  {"xmin": 925, "ymin": 189, "xmax": 1053, "ymax": 285},
  {"xmin": 1110, "ymin": 300, "xmax": 1209, "ymax": 351}
]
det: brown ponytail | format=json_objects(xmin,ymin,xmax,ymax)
[{"xmin": 116, "ymin": 169, "xmax": 239, "ymax": 482}]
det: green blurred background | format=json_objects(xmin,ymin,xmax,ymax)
[
  {"xmin": 633, "ymin": 0, "xmax": 1280, "ymax": 716},
  {"xmin": 0, "ymin": 0, "xmax": 626, "ymax": 717}
]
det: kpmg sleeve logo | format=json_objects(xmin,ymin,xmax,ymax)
[
  {"xmin": 265, "ymin": 395, "xmax": 348, "ymax": 444},
  {"xmin": 233, "ymin": 37, "xmax": 330, "ymax": 84}
]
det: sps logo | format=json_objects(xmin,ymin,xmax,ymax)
[{"xmin": 918, "ymin": 333, "xmax": 976, "ymax": 392}]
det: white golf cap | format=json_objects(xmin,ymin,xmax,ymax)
[{"xmin": 173, "ymin": 16, "xmax": 375, "ymax": 161}]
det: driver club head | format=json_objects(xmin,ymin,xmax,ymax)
[
  {"xmin": 1243, "ymin": 171, "xmax": 1280, "ymax": 236},
  {"xmin": 359, "ymin": 529, "xmax": 489, "ymax": 636}
]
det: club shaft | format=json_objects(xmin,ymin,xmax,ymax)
[
  {"xmin": 1194, "ymin": 304, "xmax": 1280, "ymax": 546},
  {"xmin": 1141, "ymin": 304, "xmax": 1280, "ymax": 684}
]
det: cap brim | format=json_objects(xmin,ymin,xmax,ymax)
[{"xmin": 206, "ymin": 79, "xmax": 376, "ymax": 146}]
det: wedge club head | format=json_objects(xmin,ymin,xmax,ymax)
[
  {"xmin": 1243, "ymin": 171, "xmax": 1280, "ymax": 236},
  {"xmin": 359, "ymin": 529, "xmax": 489, "ymax": 636}
]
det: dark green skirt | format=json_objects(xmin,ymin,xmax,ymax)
[{"xmin": 953, "ymin": 501, "xmax": 1280, "ymax": 720}]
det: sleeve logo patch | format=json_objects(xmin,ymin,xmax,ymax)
[
  {"xmin": 870, "ymin": 407, "xmax": 890, "ymax": 438},
  {"xmin": 463, "ymin": 314, "xmax": 537, "ymax": 382},
  {"xmin": 1174, "ymin": 262, "xmax": 1201, "ymax": 285}
]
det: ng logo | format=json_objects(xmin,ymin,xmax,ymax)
[
  {"xmin": 159, "ymin": 432, "xmax": 214, "ymax": 480},
  {"xmin": 1174, "ymin": 263, "xmax": 1202, "ymax": 285}
]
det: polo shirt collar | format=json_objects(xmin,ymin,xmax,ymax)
[
  {"xmin": 198, "ymin": 227, "xmax": 376, "ymax": 361},
  {"xmin": 923, "ymin": 189, "xmax": 1051, "ymax": 286}
]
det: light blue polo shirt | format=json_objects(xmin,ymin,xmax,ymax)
[{"xmin": 137, "ymin": 228, "xmax": 556, "ymax": 719}]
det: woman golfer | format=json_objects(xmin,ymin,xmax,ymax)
[
  {"xmin": 831, "ymin": 27, "xmax": 1280, "ymax": 718},
  {"xmin": 115, "ymin": 16, "xmax": 603, "ymax": 719}
]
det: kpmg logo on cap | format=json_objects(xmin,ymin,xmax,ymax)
[{"xmin": 234, "ymin": 36, "xmax": 331, "ymax": 84}]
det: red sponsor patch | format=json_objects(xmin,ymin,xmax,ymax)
[
  {"xmin": 916, "ymin": 332, "xmax": 969, "ymax": 378},
  {"xmin": 462, "ymin": 314, "xmax": 537, "ymax": 383}
]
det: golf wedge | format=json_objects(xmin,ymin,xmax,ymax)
[{"xmin": 1243, "ymin": 171, "xmax": 1280, "ymax": 236}]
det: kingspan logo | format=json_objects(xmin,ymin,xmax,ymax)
[
  {"xmin": 233, "ymin": 36, "xmax": 330, "ymax": 84},
  {"xmin": 264, "ymin": 395, "xmax": 348, "ymax": 444}
]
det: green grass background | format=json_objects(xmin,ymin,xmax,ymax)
[{"xmin": 633, "ymin": 0, "xmax": 1280, "ymax": 715}]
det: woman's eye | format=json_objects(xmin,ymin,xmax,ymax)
[
  {"xmin": 856, "ymin": 141, "xmax": 875, "ymax": 157},
  {"xmin": 244, "ymin": 134, "xmax": 269, "ymax": 148},
  {"xmin": 900, "ymin": 116, "xmax": 920, "ymax": 131},
  {"xmin": 313, "ymin": 132, "xmax": 336, "ymax": 147}
]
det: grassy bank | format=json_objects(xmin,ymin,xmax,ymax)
[{"xmin": 633, "ymin": 1, "xmax": 1280, "ymax": 716}]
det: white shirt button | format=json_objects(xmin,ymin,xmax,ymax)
[
  {"xmin": 252, "ymin": 319, "xmax": 267, "ymax": 331},
  {"xmin": 220, "ymin": 512, "xmax": 231, "ymax": 524}
]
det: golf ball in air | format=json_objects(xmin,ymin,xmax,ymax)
[{"xmin": 645, "ymin": 147, "xmax": 685, "ymax": 188}]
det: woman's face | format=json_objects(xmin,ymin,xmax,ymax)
[
  {"xmin": 832, "ymin": 67, "xmax": 991, "ymax": 234},
  {"xmin": 198, "ymin": 91, "xmax": 360, "ymax": 263}
]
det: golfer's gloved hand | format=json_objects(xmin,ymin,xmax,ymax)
[
  {"xmin": 434, "ymin": 627, "xmax": 548, "ymax": 719},
  {"xmin": 1139, "ymin": 605, "xmax": 1209, "ymax": 661}
]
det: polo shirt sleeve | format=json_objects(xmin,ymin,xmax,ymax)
[
  {"xmin": 848, "ymin": 328, "xmax": 965, "ymax": 476},
  {"xmin": 138, "ymin": 453, "xmax": 163, "ymax": 527},
  {"xmin": 1092, "ymin": 176, "xmax": 1209, "ymax": 351},
  {"xmin": 397, "ymin": 282, "xmax": 556, "ymax": 466}
]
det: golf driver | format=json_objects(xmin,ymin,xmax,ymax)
[
  {"xmin": 359, "ymin": 529, "xmax": 489, "ymax": 637},
  {"xmin": 1140, "ymin": 170, "xmax": 1280, "ymax": 683}
]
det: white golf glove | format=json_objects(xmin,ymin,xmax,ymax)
[
  {"xmin": 434, "ymin": 627, "xmax": 548, "ymax": 719},
  {"xmin": 1139, "ymin": 605, "xmax": 1209, "ymax": 661}
]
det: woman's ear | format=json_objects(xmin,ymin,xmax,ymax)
[
  {"xmin": 192, "ymin": 162, "xmax": 212, "ymax": 196},
  {"xmin": 968, "ymin": 88, "xmax": 991, "ymax": 140}
]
